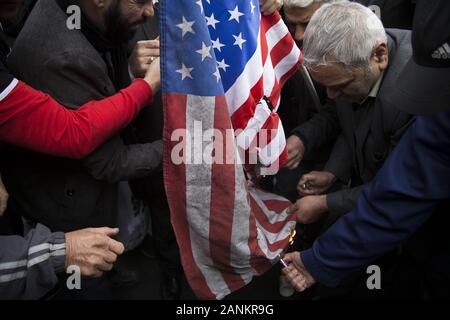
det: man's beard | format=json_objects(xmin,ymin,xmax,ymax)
[
  {"xmin": 104, "ymin": 0, "xmax": 145, "ymax": 45},
  {"xmin": 0, "ymin": 0, "xmax": 23, "ymax": 20}
]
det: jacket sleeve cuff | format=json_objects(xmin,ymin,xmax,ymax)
[
  {"xmin": 326, "ymin": 191, "xmax": 346, "ymax": 217},
  {"xmin": 301, "ymin": 248, "xmax": 341, "ymax": 288},
  {"xmin": 324, "ymin": 161, "xmax": 351, "ymax": 184},
  {"xmin": 49, "ymin": 232, "xmax": 66, "ymax": 274}
]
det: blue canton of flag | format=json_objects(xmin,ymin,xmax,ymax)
[{"xmin": 163, "ymin": 0, "xmax": 260, "ymax": 95}]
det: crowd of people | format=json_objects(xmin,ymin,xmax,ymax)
[{"xmin": 0, "ymin": 0, "xmax": 448, "ymax": 300}]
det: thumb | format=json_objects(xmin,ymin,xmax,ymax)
[
  {"xmin": 299, "ymin": 173, "xmax": 315, "ymax": 185},
  {"xmin": 287, "ymin": 201, "xmax": 299, "ymax": 215},
  {"xmin": 282, "ymin": 252, "xmax": 299, "ymax": 264},
  {"xmin": 96, "ymin": 227, "xmax": 120, "ymax": 237},
  {"xmin": 107, "ymin": 238, "xmax": 125, "ymax": 255}
]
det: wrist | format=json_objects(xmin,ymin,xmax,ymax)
[
  {"xmin": 144, "ymin": 78, "xmax": 159, "ymax": 95},
  {"xmin": 324, "ymin": 171, "xmax": 337, "ymax": 184}
]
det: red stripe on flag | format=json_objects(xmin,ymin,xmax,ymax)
[
  {"xmin": 279, "ymin": 57, "xmax": 302, "ymax": 88},
  {"xmin": 163, "ymin": 93, "xmax": 215, "ymax": 299},
  {"xmin": 230, "ymin": 77, "xmax": 264, "ymax": 130},
  {"xmin": 209, "ymin": 96, "xmax": 246, "ymax": 292},
  {"xmin": 262, "ymin": 199, "xmax": 293, "ymax": 213},
  {"xmin": 270, "ymin": 33, "xmax": 295, "ymax": 68},
  {"xmin": 260, "ymin": 11, "xmax": 282, "ymax": 32},
  {"xmin": 247, "ymin": 196, "xmax": 276, "ymax": 274},
  {"xmin": 252, "ymin": 197, "xmax": 291, "ymax": 234}
]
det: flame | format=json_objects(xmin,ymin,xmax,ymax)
[{"xmin": 288, "ymin": 229, "xmax": 296, "ymax": 246}]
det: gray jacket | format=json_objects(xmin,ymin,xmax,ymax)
[
  {"xmin": 0, "ymin": 224, "xmax": 65, "ymax": 299},
  {"xmin": 293, "ymin": 29, "xmax": 414, "ymax": 217},
  {"xmin": 3, "ymin": 0, "xmax": 162, "ymax": 232}
]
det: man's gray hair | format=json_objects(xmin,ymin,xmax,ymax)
[
  {"xmin": 302, "ymin": 1, "xmax": 387, "ymax": 71},
  {"xmin": 283, "ymin": 0, "xmax": 333, "ymax": 9}
]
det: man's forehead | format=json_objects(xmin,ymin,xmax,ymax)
[{"xmin": 309, "ymin": 64, "xmax": 354, "ymax": 86}]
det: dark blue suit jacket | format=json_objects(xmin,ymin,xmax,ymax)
[{"xmin": 301, "ymin": 111, "xmax": 450, "ymax": 287}]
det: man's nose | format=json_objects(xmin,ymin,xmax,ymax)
[
  {"xmin": 327, "ymin": 87, "xmax": 341, "ymax": 100},
  {"xmin": 142, "ymin": 3, "xmax": 155, "ymax": 17},
  {"xmin": 294, "ymin": 25, "xmax": 305, "ymax": 44}
]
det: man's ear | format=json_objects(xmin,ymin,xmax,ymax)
[{"xmin": 372, "ymin": 43, "xmax": 388, "ymax": 71}]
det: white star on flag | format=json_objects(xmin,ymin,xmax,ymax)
[
  {"xmin": 196, "ymin": 42, "xmax": 212, "ymax": 61},
  {"xmin": 233, "ymin": 33, "xmax": 247, "ymax": 50},
  {"xmin": 205, "ymin": 13, "xmax": 220, "ymax": 29},
  {"xmin": 176, "ymin": 63, "xmax": 194, "ymax": 80},
  {"xmin": 195, "ymin": 0, "xmax": 203, "ymax": 13},
  {"xmin": 177, "ymin": 16, "xmax": 195, "ymax": 38},
  {"xmin": 213, "ymin": 67, "xmax": 221, "ymax": 82},
  {"xmin": 211, "ymin": 37, "xmax": 225, "ymax": 52},
  {"xmin": 228, "ymin": 5, "xmax": 244, "ymax": 23},
  {"xmin": 250, "ymin": 1, "xmax": 256, "ymax": 14},
  {"xmin": 217, "ymin": 59, "xmax": 230, "ymax": 72}
]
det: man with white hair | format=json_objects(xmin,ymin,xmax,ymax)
[{"xmin": 289, "ymin": 2, "xmax": 414, "ymax": 238}]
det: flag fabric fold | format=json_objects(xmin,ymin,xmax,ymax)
[{"xmin": 161, "ymin": 0, "xmax": 300, "ymax": 300}]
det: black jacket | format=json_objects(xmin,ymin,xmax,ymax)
[
  {"xmin": 293, "ymin": 29, "xmax": 415, "ymax": 216},
  {"xmin": 1, "ymin": 0, "xmax": 162, "ymax": 232}
]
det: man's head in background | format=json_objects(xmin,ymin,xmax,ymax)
[
  {"xmin": 302, "ymin": 1, "xmax": 388, "ymax": 103},
  {"xmin": 283, "ymin": 0, "xmax": 334, "ymax": 49},
  {"xmin": 0, "ymin": 0, "xmax": 24, "ymax": 20},
  {"xmin": 79, "ymin": 0, "xmax": 155, "ymax": 44}
]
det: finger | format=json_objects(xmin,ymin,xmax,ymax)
[
  {"xmin": 107, "ymin": 238, "xmax": 125, "ymax": 255},
  {"xmin": 299, "ymin": 188, "xmax": 316, "ymax": 196},
  {"xmin": 136, "ymin": 48, "xmax": 160, "ymax": 59},
  {"xmin": 287, "ymin": 202, "xmax": 299, "ymax": 215},
  {"xmin": 97, "ymin": 261, "xmax": 114, "ymax": 272},
  {"xmin": 81, "ymin": 267, "xmax": 103, "ymax": 278},
  {"xmin": 99, "ymin": 249, "xmax": 118, "ymax": 264},
  {"xmin": 259, "ymin": 0, "xmax": 271, "ymax": 14},
  {"xmin": 291, "ymin": 161, "xmax": 300, "ymax": 170},
  {"xmin": 262, "ymin": 3, "xmax": 277, "ymax": 15},
  {"xmin": 284, "ymin": 159, "xmax": 296, "ymax": 170},
  {"xmin": 97, "ymin": 227, "xmax": 120, "ymax": 237},
  {"xmin": 138, "ymin": 40, "xmax": 160, "ymax": 49},
  {"xmin": 298, "ymin": 174, "xmax": 309, "ymax": 186},
  {"xmin": 282, "ymin": 252, "xmax": 298, "ymax": 264},
  {"xmin": 89, "ymin": 255, "xmax": 113, "ymax": 272}
]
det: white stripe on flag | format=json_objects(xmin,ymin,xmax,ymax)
[
  {"xmin": 185, "ymin": 94, "xmax": 230, "ymax": 299},
  {"xmin": 265, "ymin": 18, "xmax": 289, "ymax": 52},
  {"xmin": 274, "ymin": 44, "xmax": 302, "ymax": 80},
  {"xmin": 235, "ymin": 100, "xmax": 272, "ymax": 150},
  {"xmin": 226, "ymin": 27, "xmax": 263, "ymax": 116},
  {"xmin": 258, "ymin": 123, "xmax": 287, "ymax": 166},
  {"xmin": 262, "ymin": 52, "xmax": 276, "ymax": 98},
  {"xmin": 229, "ymin": 148, "xmax": 255, "ymax": 283}
]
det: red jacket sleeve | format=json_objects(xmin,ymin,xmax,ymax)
[{"xmin": 0, "ymin": 78, "xmax": 153, "ymax": 159}]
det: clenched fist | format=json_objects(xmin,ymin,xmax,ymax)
[
  {"xmin": 130, "ymin": 38, "xmax": 160, "ymax": 78},
  {"xmin": 284, "ymin": 135, "xmax": 306, "ymax": 170},
  {"xmin": 65, "ymin": 227, "xmax": 125, "ymax": 278},
  {"xmin": 260, "ymin": 0, "xmax": 283, "ymax": 15},
  {"xmin": 297, "ymin": 171, "xmax": 336, "ymax": 196},
  {"xmin": 289, "ymin": 195, "xmax": 328, "ymax": 224}
]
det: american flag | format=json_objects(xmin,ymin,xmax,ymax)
[{"xmin": 161, "ymin": 0, "xmax": 299, "ymax": 299}]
